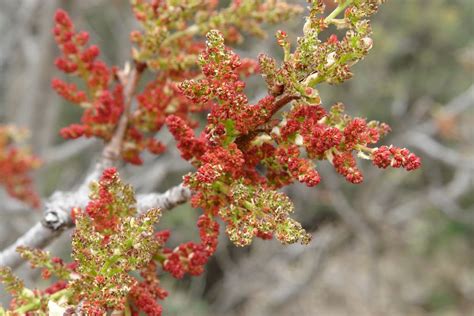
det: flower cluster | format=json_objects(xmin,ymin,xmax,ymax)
[
  {"xmin": 168, "ymin": 0, "xmax": 420, "ymax": 248},
  {"xmin": 0, "ymin": 169, "xmax": 219, "ymax": 315},
  {"xmin": 71, "ymin": 207, "xmax": 162, "ymax": 313},
  {"xmin": 161, "ymin": 214, "xmax": 219, "ymax": 279},
  {"xmin": 53, "ymin": 1, "xmax": 301, "ymax": 164},
  {"xmin": 52, "ymin": 9, "xmax": 119, "ymax": 138},
  {"xmin": 372, "ymin": 145, "xmax": 422, "ymax": 171},
  {"xmin": 67, "ymin": 169, "xmax": 166, "ymax": 313},
  {"xmin": 259, "ymin": 0, "xmax": 384, "ymax": 99},
  {"xmin": 130, "ymin": 0, "xmax": 302, "ymax": 71},
  {"xmin": 71, "ymin": 167, "xmax": 137, "ymax": 233},
  {"xmin": 1, "ymin": 1, "xmax": 425, "ymax": 315},
  {"xmin": 129, "ymin": 261, "xmax": 168, "ymax": 316},
  {"xmin": 0, "ymin": 125, "xmax": 41, "ymax": 207},
  {"xmin": 52, "ymin": 9, "xmax": 165, "ymax": 164},
  {"xmin": 275, "ymin": 102, "xmax": 393, "ymax": 184},
  {"xmin": 168, "ymin": 31, "xmax": 313, "ymax": 246},
  {"xmin": 221, "ymin": 182, "xmax": 312, "ymax": 246},
  {"xmin": 0, "ymin": 250, "xmax": 77, "ymax": 314}
]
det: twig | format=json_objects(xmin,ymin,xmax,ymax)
[
  {"xmin": 418, "ymin": 84, "xmax": 474, "ymax": 135},
  {"xmin": 405, "ymin": 131, "xmax": 474, "ymax": 170},
  {"xmin": 42, "ymin": 138, "xmax": 98, "ymax": 164},
  {"xmin": 0, "ymin": 184, "xmax": 192, "ymax": 269},
  {"xmin": 1, "ymin": 63, "xmax": 155, "ymax": 270},
  {"xmin": 137, "ymin": 184, "xmax": 192, "ymax": 214},
  {"xmin": 101, "ymin": 64, "xmax": 141, "ymax": 165},
  {"xmin": 319, "ymin": 166, "xmax": 377, "ymax": 247}
]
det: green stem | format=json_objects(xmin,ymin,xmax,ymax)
[
  {"xmin": 100, "ymin": 254, "xmax": 121, "ymax": 275},
  {"xmin": 324, "ymin": 0, "xmax": 352, "ymax": 23},
  {"xmin": 14, "ymin": 287, "xmax": 72, "ymax": 313},
  {"xmin": 14, "ymin": 300, "xmax": 40, "ymax": 314},
  {"xmin": 153, "ymin": 252, "xmax": 167, "ymax": 264},
  {"xmin": 242, "ymin": 200, "xmax": 256, "ymax": 212},
  {"xmin": 125, "ymin": 300, "xmax": 132, "ymax": 316},
  {"xmin": 213, "ymin": 181, "xmax": 230, "ymax": 195},
  {"xmin": 161, "ymin": 25, "xmax": 199, "ymax": 47}
]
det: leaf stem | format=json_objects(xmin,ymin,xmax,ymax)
[
  {"xmin": 161, "ymin": 25, "xmax": 199, "ymax": 47},
  {"xmin": 325, "ymin": 0, "xmax": 352, "ymax": 23}
]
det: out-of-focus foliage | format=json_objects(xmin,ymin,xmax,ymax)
[{"xmin": 324, "ymin": 0, "xmax": 473, "ymax": 116}]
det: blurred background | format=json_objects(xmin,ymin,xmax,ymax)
[{"xmin": 0, "ymin": 0, "xmax": 473, "ymax": 315}]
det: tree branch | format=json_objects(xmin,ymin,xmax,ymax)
[
  {"xmin": 404, "ymin": 131, "xmax": 474, "ymax": 170},
  {"xmin": 101, "ymin": 63, "xmax": 141, "ymax": 165},
  {"xmin": 0, "ymin": 62, "xmax": 180, "ymax": 270},
  {"xmin": 418, "ymin": 84, "xmax": 474, "ymax": 135},
  {"xmin": 137, "ymin": 184, "xmax": 192, "ymax": 215},
  {"xmin": 0, "ymin": 183, "xmax": 191, "ymax": 269},
  {"xmin": 42, "ymin": 138, "xmax": 98, "ymax": 164}
]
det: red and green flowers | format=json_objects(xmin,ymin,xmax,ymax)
[{"xmin": 1, "ymin": 1, "xmax": 422, "ymax": 315}]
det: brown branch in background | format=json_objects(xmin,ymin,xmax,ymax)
[{"xmin": 101, "ymin": 62, "xmax": 144, "ymax": 166}]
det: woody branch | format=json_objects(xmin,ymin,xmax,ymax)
[{"xmin": 0, "ymin": 64, "xmax": 191, "ymax": 270}]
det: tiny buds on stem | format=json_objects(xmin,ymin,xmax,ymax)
[{"xmin": 276, "ymin": 30, "xmax": 288, "ymax": 47}]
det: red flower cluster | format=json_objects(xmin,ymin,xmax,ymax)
[
  {"xmin": 282, "ymin": 103, "xmax": 341, "ymax": 157},
  {"xmin": 168, "ymin": 30, "xmax": 421, "ymax": 246},
  {"xmin": 129, "ymin": 261, "xmax": 168, "ymax": 316},
  {"xmin": 197, "ymin": 144, "xmax": 245, "ymax": 183},
  {"xmin": 77, "ymin": 167, "xmax": 136, "ymax": 233},
  {"xmin": 275, "ymin": 145, "xmax": 321, "ymax": 187},
  {"xmin": 275, "ymin": 102, "xmax": 415, "ymax": 184},
  {"xmin": 52, "ymin": 10, "xmax": 122, "ymax": 142},
  {"xmin": 179, "ymin": 34, "xmax": 272, "ymax": 144},
  {"xmin": 166, "ymin": 32, "xmax": 315, "ymax": 246},
  {"xmin": 372, "ymin": 145, "xmax": 422, "ymax": 171},
  {"xmin": 52, "ymin": 10, "xmax": 166, "ymax": 164},
  {"xmin": 165, "ymin": 115, "xmax": 208, "ymax": 162},
  {"xmin": 162, "ymin": 215, "xmax": 219, "ymax": 279},
  {"xmin": 332, "ymin": 152, "xmax": 364, "ymax": 184},
  {"xmin": 53, "ymin": 10, "xmax": 110, "ymax": 90},
  {"xmin": 342, "ymin": 117, "xmax": 382, "ymax": 150},
  {"xmin": 0, "ymin": 126, "xmax": 41, "ymax": 208}
]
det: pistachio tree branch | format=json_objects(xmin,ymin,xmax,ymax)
[
  {"xmin": 0, "ymin": 62, "xmax": 182, "ymax": 270},
  {"xmin": 137, "ymin": 184, "xmax": 192, "ymax": 215},
  {"xmin": 101, "ymin": 64, "xmax": 141, "ymax": 165},
  {"xmin": 0, "ymin": 183, "xmax": 192, "ymax": 269},
  {"xmin": 43, "ymin": 138, "xmax": 97, "ymax": 165}
]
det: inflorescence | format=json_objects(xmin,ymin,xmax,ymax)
[{"xmin": 1, "ymin": 1, "xmax": 421, "ymax": 314}]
